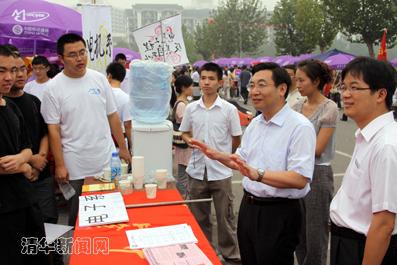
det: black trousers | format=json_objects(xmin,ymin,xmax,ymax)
[
  {"xmin": 331, "ymin": 223, "xmax": 397, "ymax": 265},
  {"xmin": 241, "ymin": 86, "xmax": 248, "ymax": 102},
  {"xmin": 0, "ymin": 205, "xmax": 49, "ymax": 265},
  {"xmin": 237, "ymin": 192, "xmax": 302, "ymax": 265}
]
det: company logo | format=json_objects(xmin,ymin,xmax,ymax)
[
  {"xmin": 88, "ymin": 88, "xmax": 101, "ymax": 95},
  {"xmin": 12, "ymin": 25, "xmax": 23, "ymax": 35},
  {"xmin": 12, "ymin": 9, "xmax": 50, "ymax": 23}
]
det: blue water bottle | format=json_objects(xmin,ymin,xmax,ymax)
[{"xmin": 110, "ymin": 152, "xmax": 121, "ymax": 181}]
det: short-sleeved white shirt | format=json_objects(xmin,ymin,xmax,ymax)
[
  {"xmin": 24, "ymin": 79, "xmax": 51, "ymax": 101},
  {"xmin": 111, "ymin": 87, "xmax": 132, "ymax": 133},
  {"xmin": 41, "ymin": 69, "xmax": 117, "ymax": 180},
  {"xmin": 236, "ymin": 104, "xmax": 316, "ymax": 199},
  {"xmin": 330, "ymin": 112, "xmax": 397, "ymax": 235},
  {"xmin": 179, "ymin": 96, "xmax": 242, "ymax": 181}
]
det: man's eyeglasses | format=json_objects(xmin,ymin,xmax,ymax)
[
  {"xmin": 32, "ymin": 66, "xmax": 48, "ymax": 71},
  {"xmin": 340, "ymin": 85, "xmax": 371, "ymax": 93},
  {"xmin": 64, "ymin": 49, "xmax": 87, "ymax": 59}
]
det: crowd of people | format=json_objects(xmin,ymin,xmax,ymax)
[{"xmin": 1, "ymin": 31, "xmax": 397, "ymax": 265}]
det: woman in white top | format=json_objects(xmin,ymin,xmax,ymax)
[
  {"xmin": 293, "ymin": 59, "xmax": 338, "ymax": 265},
  {"xmin": 172, "ymin": 75, "xmax": 193, "ymax": 197}
]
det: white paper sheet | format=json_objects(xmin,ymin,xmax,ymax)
[
  {"xmin": 44, "ymin": 223, "xmax": 73, "ymax": 244},
  {"xmin": 78, "ymin": 192, "xmax": 129, "ymax": 227},
  {"xmin": 126, "ymin": 224, "xmax": 198, "ymax": 249}
]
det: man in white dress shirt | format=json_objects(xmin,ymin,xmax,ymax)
[
  {"xmin": 191, "ymin": 62, "xmax": 316, "ymax": 265},
  {"xmin": 330, "ymin": 57, "xmax": 397, "ymax": 265},
  {"xmin": 180, "ymin": 62, "xmax": 242, "ymax": 262}
]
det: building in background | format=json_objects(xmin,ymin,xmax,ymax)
[{"xmin": 112, "ymin": 7, "xmax": 127, "ymax": 47}]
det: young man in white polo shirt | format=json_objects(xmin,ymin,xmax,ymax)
[
  {"xmin": 180, "ymin": 62, "xmax": 242, "ymax": 262},
  {"xmin": 191, "ymin": 62, "xmax": 316, "ymax": 265},
  {"xmin": 41, "ymin": 33, "xmax": 131, "ymax": 226},
  {"xmin": 330, "ymin": 57, "xmax": 397, "ymax": 265}
]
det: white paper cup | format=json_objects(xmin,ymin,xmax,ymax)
[
  {"xmin": 121, "ymin": 163, "xmax": 128, "ymax": 175},
  {"xmin": 145, "ymin": 183, "xmax": 157, "ymax": 199},
  {"xmin": 118, "ymin": 179, "xmax": 133, "ymax": 195},
  {"xmin": 103, "ymin": 167, "xmax": 111, "ymax": 182},
  {"xmin": 155, "ymin": 169, "xmax": 167, "ymax": 189},
  {"xmin": 133, "ymin": 175, "xmax": 144, "ymax": 190}
]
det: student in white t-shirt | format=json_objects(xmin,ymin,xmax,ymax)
[
  {"xmin": 114, "ymin": 53, "xmax": 130, "ymax": 94},
  {"xmin": 106, "ymin": 62, "xmax": 132, "ymax": 151},
  {"xmin": 24, "ymin": 55, "xmax": 51, "ymax": 101},
  {"xmin": 41, "ymin": 33, "xmax": 131, "ymax": 227}
]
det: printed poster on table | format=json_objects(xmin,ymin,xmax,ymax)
[
  {"xmin": 133, "ymin": 14, "xmax": 189, "ymax": 66},
  {"xmin": 81, "ymin": 4, "xmax": 113, "ymax": 74}
]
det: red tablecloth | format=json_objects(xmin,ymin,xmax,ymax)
[{"xmin": 69, "ymin": 189, "xmax": 221, "ymax": 265}]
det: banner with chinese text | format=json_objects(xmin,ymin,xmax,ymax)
[
  {"xmin": 133, "ymin": 14, "xmax": 189, "ymax": 66},
  {"xmin": 82, "ymin": 5, "xmax": 113, "ymax": 74}
]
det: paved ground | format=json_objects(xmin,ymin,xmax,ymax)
[{"xmin": 58, "ymin": 98, "xmax": 358, "ymax": 265}]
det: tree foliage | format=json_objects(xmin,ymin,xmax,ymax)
[
  {"xmin": 194, "ymin": 0, "xmax": 267, "ymax": 59},
  {"xmin": 324, "ymin": 0, "xmax": 397, "ymax": 57},
  {"xmin": 272, "ymin": 0, "xmax": 337, "ymax": 55},
  {"xmin": 182, "ymin": 25, "xmax": 203, "ymax": 63}
]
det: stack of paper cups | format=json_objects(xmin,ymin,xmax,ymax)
[
  {"xmin": 155, "ymin": 169, "xmax": 167, "ymax": 189},
  {"xmin": 132, "ymin": 156, "xmax": 144, "ymax": 189}
]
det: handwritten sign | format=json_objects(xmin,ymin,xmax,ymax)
[
  {"xmin": 133, "ymin": 14, "xmax": 188, "ymax": 66},
  {"xmin": 78, "ymin": 192, "xmax": 129, "ymax": 227},
  {"xmin": 82, "ymin": 5, "xmax": 113, "ymax": 74}
]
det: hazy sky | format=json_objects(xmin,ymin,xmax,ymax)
[{"xmin": 46, "ymin": 0, "xmax": 279, "ymax": 10}]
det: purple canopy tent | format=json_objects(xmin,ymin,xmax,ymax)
[
  {"xmin": 0, "ymin": 0, "xmax": 82, "ymax": 56},
  {"xmin": 272, "ymin": 55, "xmax": 295, "ymax": 66},
  {"xmin": 212, "ymin": 57, "xmax": 229, "ymax": 67},
  {"xmin": 239, "ymin": 57, "xmax": 254, "ymax": 66},
  {"xmin": 324, "ymin": 54, "xmax": 355, "ymax": 70},
  {"xmin": 113, "ymin": 47, "xmax": 141, "ymax": 61},
  {"xmin": 193, "ymin": 60, "xmax": 207, "ymax": 68},
  {"xmin": 256, "ymin": 56, "xmax": 273, "ymax": 63}
]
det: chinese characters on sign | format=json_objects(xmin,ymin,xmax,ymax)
[
  {"xmin": 78, "ymin": 192, "xmax": 129, "ymax": 227},
  {"xmin": 82, "ymin": 5, "xmax": 113, "ymax": 74},
  {"xmin": 21, "ymin": 237, "xmax": 109, "ymax": 255},
  {"xmin": 133, "ymin": 14, "xmax": 189, "ymax": 66}
]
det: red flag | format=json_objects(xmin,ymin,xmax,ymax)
[{"xmin": 377, "ymin": 29, "xmax": 387, "ymax": 61}]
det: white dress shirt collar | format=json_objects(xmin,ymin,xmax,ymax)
[
  {"xmin": 355, "ymin": 111, "xmax": 395, "ymax": 142},
  {"xmin": 260, "ymin": 103, "xmax": 290, "ymax": 127},
  {"xmin": 197, "ymin": 95, "xmax": 223, "ymax": 110}
]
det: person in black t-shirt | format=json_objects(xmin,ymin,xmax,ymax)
[
  {"xmin": 6, "ymin": 55, "xmax": 58, "ymax": 225},
  {"xmin": 0, "ymin": 46, "xmax": 49, "ymax": 265}
]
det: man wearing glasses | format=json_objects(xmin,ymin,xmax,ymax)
[
  {"xmin": 24, "ymin": 55, "xmax": 51, "ymax": 101},
  {"xmin": 330, "ymin": 57, "xmax": 397, "ymax": 265},
  {"xmin": 191, "ymin": 62, "xmax": 316, "ymax": 265},
  {"xmin": 41, "ymin": 33, "xmax": 131, "ymax": 227}
]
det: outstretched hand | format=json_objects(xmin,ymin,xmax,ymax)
[
  {"xmin": 230, "ymin": 154, "xmax": 258, "ymax": 180},
  {"xmin": 189, "ymin": 139, "xmax": 219, "ymax": 160}
]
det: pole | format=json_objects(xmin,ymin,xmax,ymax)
[{"xmin": 125, "ymin": 198, "xmax": 213, "ymax": 209}]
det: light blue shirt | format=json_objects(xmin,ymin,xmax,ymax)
[{"xmin": 236, "ymin": 104, "xmax": 316, "ymax": 199}]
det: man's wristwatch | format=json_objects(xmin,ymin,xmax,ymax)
[{"xmin": 256, "ymin": 168, "xmax": 265, "ymax": 182}]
